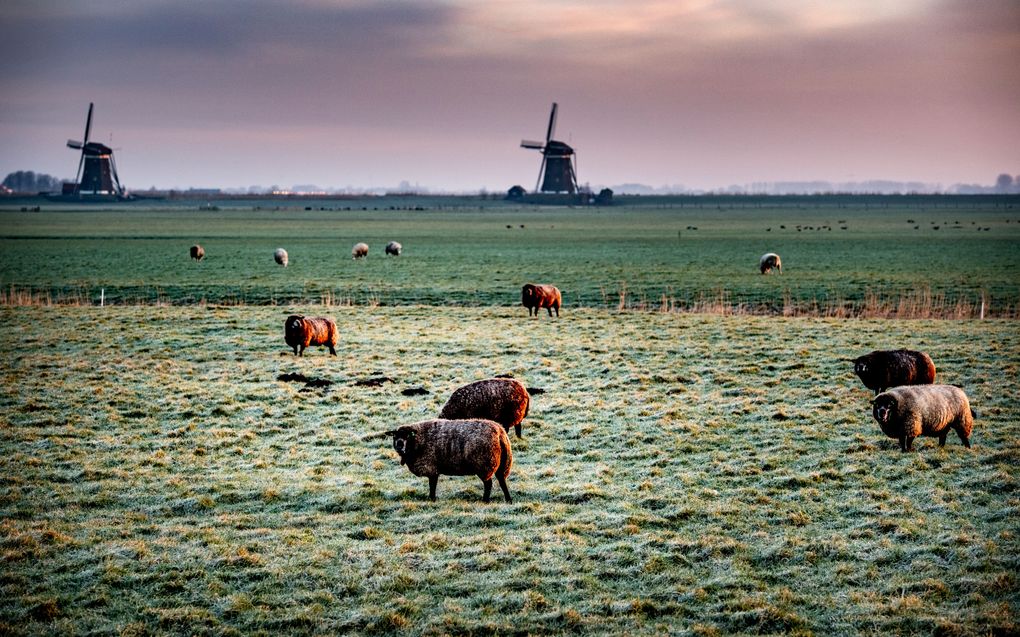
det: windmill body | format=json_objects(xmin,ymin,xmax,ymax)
[
  {"xmin": 520, "ymin": 102, "xmax": 579, "ymax": 194},
  {"xmin": 64, "ymin": 103, "xmax": 124, "ymax": 198}
]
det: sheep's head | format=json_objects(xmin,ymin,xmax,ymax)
[
  {"xmin": 385, "ymin": 426, "xmax": 418, "ymax": 465},
  {"xmin": 872, "ymin": 395, "xmax": 897, "ymax": 425},
  {"xmin": 522, "ymin": 284, "xmax": 535, "ymax": 300},
  {"xmin": 853, "ymin": 356, "xmax": 870, "ymax": 377}
]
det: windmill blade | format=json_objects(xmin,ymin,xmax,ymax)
[
  {"xmin": 67, "ymin": 140, "xmax": 83, "ymax": 149},
  {"xmin": 545, "ymin": 102, "xmax": 558, "ymax": 143},
  {"xmin": 520, "ymin": 140, "xmax": 545, "ymax": 149},
  {"xmin": 74, "ymin": 150, "xmax": 85, "ymax": 195},
  {"xmin": 83, "ymin": 102, "xmax": 94, "ymax": 145},
  {"xmin": 109, "ymin": 152, "xmax": 123, "ymax": 196},
  {"xmin": 535, "ymin": 155, "xmax": 547, "ymax": 193}
]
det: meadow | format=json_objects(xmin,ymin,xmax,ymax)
[
  {"xmin": 1, "ymin": 196, "xmax": 1018, "ymax": 634},
  {"xmin": 1, "ymin": 195, "xmax": 1019, "ymax": 315},
  {"xmin": 1, "ymin": 306, "xmax": 1017, "ymax": 635}
]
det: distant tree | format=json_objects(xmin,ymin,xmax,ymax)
[
  {"xmin": 2, "ymin": 170, "xmax": 63, "ymax": 193},
  {"xmin": 995, "ymin": 173, "xmax": 1013, "ymax": 192}
]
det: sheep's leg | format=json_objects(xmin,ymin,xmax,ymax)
[
  {"xmin": 547, "ymin": 306, "xmax": 553, "ymax": 317},
  {"xmin": 938, "ymin": 432, "xmax": 948, "ymax": 447},
  {"xmin": 298, "ymin": 344, "xmax": 305, "ymax": 357},
  {"xmin": 428, "ymin": 475, "xmax": 438, "ymax": 501},
  {"xmin": 482, "ymin": 478, "xmax": 492, "ymax": 503},
  {"xmin": 905, "ymin": 436, "xmax": 915, "ymax": 452},
  {"xmin": 955, "ymin": 427, "xmax": 971, "ymax": 448},
  {"xmin": 554, "ymin": 305, "xmax": 559, "ymax": 317},
  {"xmin": 899, "ymin": 436, "xmax": 908, "ymax": 452},
  {"xmin": 329, "ymin": 345, "xmax": 337, "ymax": 356},
  {"xmin": 497, "ymin": 476, "xmax": 512, "ymax": 503},
  {"xmin": 514, "ymin": 423, "xmax": 522, "ymax": 438},
  {"xmin": 292, "ymin": 345, "xmax": 298, "ymax": 355}
]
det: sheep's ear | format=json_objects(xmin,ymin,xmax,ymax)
[{"xmin": 383, "ymin": 429, "xmax": 397, "ymax": 437}]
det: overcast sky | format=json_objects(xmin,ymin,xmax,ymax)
[{"xmin": 1, "ymin": 0, "xmax": 1017, "ymax": 192}]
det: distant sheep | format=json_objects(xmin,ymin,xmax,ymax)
[
  {"xmin": 190, "ymin": 245, "xmax": 205, "ymax": 261},
  {"xmin": 872, "ymin": 384, "xmax": 974, "ymax": 452},
  {"xmin": 522, "ymin": 283, "xmax": 561, "ymax": 317},
  {"xmin": 439, "ymin": 378, "xmax": 530, "ymax": 438},
  {"xmin": 274, "ymin": 248, "xmax": 288, "ymax": 267},
  {"xmin": 284, "ymin": 315, "xmax": 338, "ymax": 356},
  {"xmin": 385, "ymin": 418, "xmax": 513, "ymax": 502},
  {"xmin": 759, "ymin": 252, "xmax": 782, "ymax": 274},
  {"xmin": 352, "ymin": 242, "xmax": 369, "ymax": 259},
  {"xmin": 385, "ymin": 241, "xmax": 402, "ymax": 256},
  {"xmin": 853, "ymin": 349, "xmax": 936, "ymax": 395}
]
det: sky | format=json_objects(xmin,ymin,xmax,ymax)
[{"xmin": 1, "ymin": 0, "xmax": 1017, "ymax": 192}]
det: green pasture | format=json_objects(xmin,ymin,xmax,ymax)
[
  {"xmin": 1, "ymin": 305, "xmax": 1018, "ymax": 634},
  {"xmin": 1, "ymin": 196, "xmax": 1019, "ymax": 313}
]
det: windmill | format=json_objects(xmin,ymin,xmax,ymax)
[
  {"xmin": 64, "ymin": 103, "xmax": 124, "ymax": 197},
  {"xmin": 520, "ymin": 102, "xmax": 579, "ymax": 194}
]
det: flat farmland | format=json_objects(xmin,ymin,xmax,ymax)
[
  {"xmin": 1, "ymin": 305, "xmax": 1017, "ymax": 634},
  {"xmin": 1, "ymin": 196, "xmax": 1018, "ymax": 634},
  {"xmin": 1, "ymin": 196, "xmax": 1018, "ymax": 314}
]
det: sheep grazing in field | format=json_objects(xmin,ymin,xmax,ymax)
[
  {"xmin": 759, "ymin": 252, "xmax": 782, "ymax": 274},
  {"xmin": 521, "ymin": 283, "xmax": 561, "ymax": 317},
  {"xmin": 274, "ymin": 248, "xmax": 289, "ymax": 267},
  {"xmin": 190, "ymin": 245, "xmax": 205, "ymax": 261},
  {"xmin": 385, "ymin": 241, "xmax": 402, "ymax": 256},
  {"xmin": 872, "ymin": 384, "xmax": 974, "ymax": 452},
  {"xmin": 284, "ymin": 315, "xmax": 338, "ymax": 356},
  {"xmin": 352, "ymin": 242, "xmax": 369, "ymax": 259},
  {"xmin": 852, "ymin": 349, "xmax": 936, "ymax": 395},
  {"xmin": 439, "ymin": 378, "xmax": 530, "ymax": 438},
  {"xmin": 385, "ymin": 418, "xmax": 513, "ymax": 503}
]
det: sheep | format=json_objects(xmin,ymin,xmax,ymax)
[
  {"xmin": 284, "ymin": 315, "xmax": 338, "ymax": 356},
  {"xmin": 352, "ymin": 242, "xmax": 369, "ymax": 259},
  {"xmin": 385, "ymin": 241, "xmax": 402, "ymax": 256},
  {"xmin": 871, "ymin": 384, "xmax": 975, "ymax": 452},
  {"xmin": 521, "ymin": 283, "xmax": 561, "ymax": 317},
  {"xmin": 852, "ymin": 349, "xmax": 936, "ymax": 395},
  {"xmin": 274, "ymin": 248, "xmax": 288, "ymax": 267},
  {"xmin": 190, "ymin": 245, "xmax": 205, "ymax": 261},
  {"xmin": 439, "ymin": 378, "xmax": 530, "ymax": 438},
  {"xmin": 759, "ymin": 252, "xmax": 782, "ymax": 274},
  {"xmin": 384, "ymin": 418, "xmax": 513, "ymax": 503}
]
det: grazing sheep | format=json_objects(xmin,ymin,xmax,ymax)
[
  {"xmin": 284, "ymin": 315, "xmax": 338, "ymax": 356},
  {"xmin": 352, "ymin": 242, "xmax": 369, "ymax": 259},
  {"xmin": 274, "ymin": 248, "xmax": 289, "ymax": 267},
  {"xmin": 439, "ymin": 378, "xmax": 530, "ymax": 438},
  {"xmin": 190, "ymin": 245, "xmax": 205, "ymax": 261},
  {"xmin": 759, "ymin": 252, "xmax": 782, "ymax": 274},
  {"xmin": 872, "ymin": 384, "xmax": 974, "ymax": 452},
  {"xmin": 385, "ymin": 418, "xmax": 513, "ymax": 503},
  {"xmin": 852, "ymin": 349, "xmax": 936, "ymax": 395},
  {"xmin": 385, "ymin": 241, "xmax": 402, "ymax": 256},
  {"xmin": 521, "ymin": 283, "xmax": 561, "ymax": 317}
]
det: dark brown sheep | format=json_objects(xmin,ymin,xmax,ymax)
[
  {"xmin": 522, "ymin": 283, "xmax": 561, "ymax": 317},
  {"xmin": 385, "ymin": 418, "xmax": 513, "ymax": 502},
  {"xmin": 759, "ymin": 252, "xmax": 782, "ymax": 274},
  {"xmin": 872, "ymin": 384, "xmax": 974, "ymax": 452},
  {"xmin": 853, "ymin": 349, "xmax": 936, "ymax": 395},
  {"xmin": 284, "ymin": 315, "xmax": 338, "ymax": 356},
  {"xmin": 385, "ymin": 241, "xmax": 402, "ymax": 256},
  {"xmin": 352, "ymin": 242, "xmax": 369, "ymax": 259},
  {"xmin": 190, "ymin": 245, "xmax": 205, "ymax": 261},
  {"xmin": 439, "ymin": 378, "xmax": 530, "ymax": 438}
]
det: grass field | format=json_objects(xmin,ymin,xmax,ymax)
[
  {"xmin": 2, "ymin": 195, "xmax": 1019, "ymax": 315},
  {"xmin": 1, "ymin": 196, "xmax": 1018, "ymax": 634},
  {"xmin": 2, "ymin": 305, "xmax": 1018, "ymax": 635}
]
